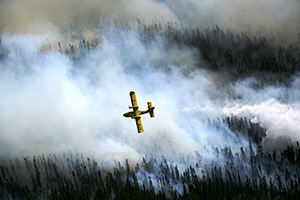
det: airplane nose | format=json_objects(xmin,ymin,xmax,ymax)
[{"xmin": 123, "ymin": 113, "xmax": 127, "ymax": 117}]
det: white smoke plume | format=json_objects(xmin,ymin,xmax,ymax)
[
  {"xmin": 222, "ymin": 77, "xmax": 300, "ymax": 151},
  {"xmin": 0, "ymin": 29, "xmax": 251, "ymax": 168},
  {"xmin": 0, "ymin": 0, "xmax": 299, "ymax": 170}
]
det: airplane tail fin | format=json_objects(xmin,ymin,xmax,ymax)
[{"xmin": 147, "ymin": 102, "xmax": 155, "ymax": 118}]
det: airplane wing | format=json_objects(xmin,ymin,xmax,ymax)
[
  {"xmin": 135, "ymin": 117, "xmax": 144, "ymax": 133},
  {"xmin": 130, "ymin": 91, "xmax": 139, "ymax": 109}
]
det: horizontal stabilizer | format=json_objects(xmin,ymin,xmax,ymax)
[{"xmin": 147, "ymin": 102, "xmax": 155, "ymax": 118}]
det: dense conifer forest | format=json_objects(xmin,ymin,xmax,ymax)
[
  {"xmin": 0, "ymin": 20, "xmax": 300, "ymax": 199},
  {"xmin": 52, "ymin": 21, "xmax": 300, "ymax": 85}
]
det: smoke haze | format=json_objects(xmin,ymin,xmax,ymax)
[
  {"xmin": 163, "ymin": 0, "xmax": 300, "ymax": 41},
  {"xmin": 0, "ymin": 0, "xmax": 300, "ymax": 170},
  {"xmin": 0, "ymin": 30, "xmax": 245, "ymax": 166},
  {"xmin": 1, "ymin": 0, "xmax": 299, "ymax": 43},
  {"xmin": 1, "ymin": 28, "xmax": 300, "ymax": 167}
]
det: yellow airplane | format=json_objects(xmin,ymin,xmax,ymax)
[{"xmin": 123, "ymin": 91, "xmax": 155, "ymax": 133}]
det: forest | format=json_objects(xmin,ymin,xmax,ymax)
[{"xmin": 0, "ymin": 19, "xmax": 300, "ymax": 199}]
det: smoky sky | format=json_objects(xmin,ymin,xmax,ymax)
[
  {"xmin": 163, "ymin": 0, "xmax": 300, "ymax": 41},
  {"xmin": 0, "ymin": 0, "xmax": 300, "ymax": 169},
  {"xmin": 1, "ymin": 0, "xmax": 299, "ymax": 43}
]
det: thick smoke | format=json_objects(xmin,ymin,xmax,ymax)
[
  {"xmin": 1, "ymin": 0, "xmax": 299, "ymax": 44},
  {"xmin": 163, "ymin": 0, "xmax": 300, "ymax": 42},
  {"xmin": 1, "ymin": 1, "xmax": 300, "ymax": 198},
  {"xmin": 0, "ymin": 29, "xmax": 250, "ymax": 167},
  {"xmin": 222, "ymin": 77, "xmax": 300, "ymax": 151},
  {"xmin": 1, "ymin": 26, "xmax": 299, "ymax": 169},
  {"xmin": 0, "ymin": 0, "xmax": 178, "ymax": 43},
  {"xmin": 0, "ymin": 0, "xmax": 299, "ymax": 170}
]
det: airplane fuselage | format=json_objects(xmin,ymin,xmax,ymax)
[
  {"xmin": 123, "ymin": 109, "xmax": 149, "ymax": 118},
  {"xmin": 123, "ymin": 91, "xmax": 155, "ymax": 133}
]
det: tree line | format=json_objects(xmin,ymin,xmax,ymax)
[{"xmin": 1, "ymin": 115, "xmax": 300, "ymax": 199}]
